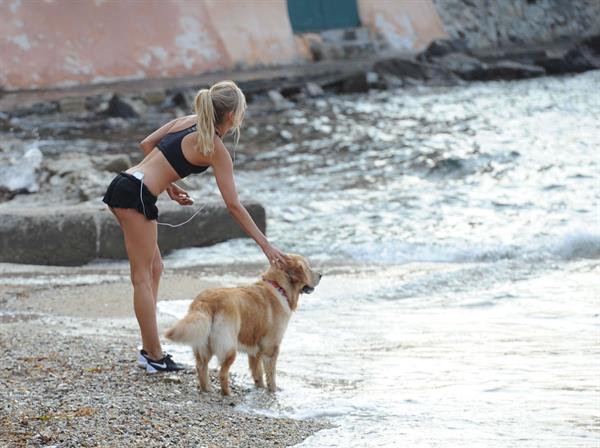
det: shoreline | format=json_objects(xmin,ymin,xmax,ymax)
[{"xmin": 0, "ymin": 262, "xmax": 330, "ymax": 447}]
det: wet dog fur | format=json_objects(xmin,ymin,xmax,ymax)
[{"xmin": 165, "ymin": 254, "xmax": 321, "ymax": 395}]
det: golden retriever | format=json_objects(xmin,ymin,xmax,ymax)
[{"xmin": 165, "ymin": 254, "xmax": 321, "ymax": 395}]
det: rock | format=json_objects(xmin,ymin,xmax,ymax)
[
  {"xmin": 434, "ymin": 52, "xmax": 487, "ymax": 80},
  {"xmin": 141, "ymin": 90, "xmax": 167, "ymax": 105},
  {"xmin": 418, "ymin": 38, "xmax": 470, "ymax": 61},
  {"xmin": 478, "ymin": 60, "xmax": 546, "ymax": 80},
  {"xmin": 0, "ymin": 147, "xmax": 43, "ymax": 194},
  {"xmin": 580, "ymin": 25, "xmax": 600, "ymax": 53},
  {"xmin": 163, "ymin": 91, "xmax": 189, "ymax": 109},
  {"xmin": 373, "ymin": 58, "xmax": 427, "ymax": 80},
  {"xmin": 539, "ymin": 45, "xmax": 600, "ymax": 74},
  {"xmin": 106, "ymin": 94, "xmax": 139, "ymax": 118},
  {"xmin": 267, "ymin": 90, "xmax": 294, "ymax": 110},
  {"xmin": 305, "ymin": 82, "xmax": 324, "ymax": 97},
  {"xmin": 95, "ymin": 154, "xmax": 131, "ymax": 173},
  {"xmin": 279, "ymin": 130, "xmax": 293, "ymax": 141},
  {"xmin": 337, "ymin": 72, "xmax": 369, "ymax": 93},
  {"xmin": 10, "ymin": 102, "xmax": 59, "ymax": 118},
  {"xmin": 59, "ymin": 96, "xmax": 88, "ymax": 115}
]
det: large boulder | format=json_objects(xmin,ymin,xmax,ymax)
[
  {"xmin": 539, "ymin": 45, "xmax": 600, "ymax": 74},
  {"xmin": 0, "ymin": 202, "xmax": 266, "ymax": 265}
]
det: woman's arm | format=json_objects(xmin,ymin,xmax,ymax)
[
  {"xmin": 211, "ymin": 138, "xmax": 289, "ymax": 266},
  {"xmin": 138, "ymin": 118, "xmax": 178, "ymax": 155}
]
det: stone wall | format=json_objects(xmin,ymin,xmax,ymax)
[{"xmin": 433, "ymin": 0, "xmax": 600, "ymax": 49}]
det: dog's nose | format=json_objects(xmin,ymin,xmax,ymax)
[{"xmin": 318, "ymin": 272, "xmax": 322, "ymax": 279}]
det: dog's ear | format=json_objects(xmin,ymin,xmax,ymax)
[{"xmin": 286, "ymin": 262, "xmax": 305, "ymax": 285}]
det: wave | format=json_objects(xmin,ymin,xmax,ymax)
[{"xmin": 341, "ymin": 229, "xmax": 600, "ymax": 264}]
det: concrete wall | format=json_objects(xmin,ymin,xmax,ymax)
[
  {"xmin": 0, "ymin": 0, "xmax": 449, "ymax": 91},
  {"xmin": 358, "ymin": 0, "xmax": 448, "ymax": 52},
  {"xmin": 0, "ymin": 0, "xmax": 302, "ymax": 91},
  {"xmin": 0, "ymin": 202, "xmax": 266, "ymax": 265}
]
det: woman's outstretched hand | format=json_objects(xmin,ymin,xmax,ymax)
[
  {"xmin": 263, "ymin": 244, "xmax": 291, "ymax": 269},
  {"xmin": 166, "ymin": 183, "xmax": 194, "ymax": 205}
]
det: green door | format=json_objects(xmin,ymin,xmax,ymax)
[{"xmin": 287, "ymin": 0, "xmax": 360, "ymax": 33}]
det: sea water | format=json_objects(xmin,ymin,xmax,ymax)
[{"xmin": 158, "ymin": 71, "xmax": 600, "ymax": 447}]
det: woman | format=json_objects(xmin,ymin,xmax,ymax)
[{"xmin": 102, "ymin": 80, "xmax": 289, "ymax": 373}]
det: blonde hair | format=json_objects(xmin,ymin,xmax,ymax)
[{"xmin": 194, "ymin": 80, "xmax": 246, "ymax": 156}]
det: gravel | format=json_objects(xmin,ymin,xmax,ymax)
[{"xmin": 0, "ymin": 274, "xmax": 329, "ymax": 448}]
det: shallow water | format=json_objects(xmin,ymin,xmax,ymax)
[{"xmin": 156, "ymin": 72, "xmax": 600, "ymax": 446}]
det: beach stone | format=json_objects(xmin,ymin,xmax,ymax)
[
  {"xmin": 95, "ymin": 154, "xmax": 131, "ymax": 173},
  {"xmin": 267, "ymin": 90, "xmax": 294, "ymax": 109},
  {"xmin": 337, "ymin": 72, "xmax": 369, "ymax": 93},
  {"xmin": 106, "ymin": 94, "xmax": 139, "ymax": 118},
  {"xmin": 59, "ymin": 96, "xmax": 88, "ymax": 114},
  {"xmin": 305, "ymin": 82, "xmax": 324, "ymax": 97}
]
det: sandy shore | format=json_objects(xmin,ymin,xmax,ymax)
[{"xmin": 0, "ymin": 262, "xmax": 328, "ymax": 447}]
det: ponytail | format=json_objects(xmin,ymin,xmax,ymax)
[
  {"xmin": 194, "ymin": 89, "xmax": 216, "ymax": 156},
  {"xmin": 193, "ymin": 81, "xmax": 246, "ymax": 156}
]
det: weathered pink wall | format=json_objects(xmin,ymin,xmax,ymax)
[
  {"xmin": 0, "ymin": 0, "xmax": 301, "ymax": 91},
  {"xmin": 0, "ymin": 0, "xmax": 447, "ymax": 91},
  {"xmin": 203, "ymin": 0, "xmax": 300, "ymax": 67},
  {"xmin": 358, "ymin": 0, "xmax": 448, "ymax": 51}
]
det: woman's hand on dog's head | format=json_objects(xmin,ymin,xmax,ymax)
[{"xmin": 263, "ymin": 244, "xmax": 290, "ymax": 269}]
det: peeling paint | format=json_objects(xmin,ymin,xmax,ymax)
[
  {"xmin": 138, "ymin": 53, "xmax": 152, "ymax": 67},
  {"xmin": 150, "ymin": 46, "xmax": 168, "ymax": 62},
  {"xmin": 9, "ymin": 0, "xmax": 20, "ymax": 14},
  {"xmin": 64, "ymin": 55, "xmax": 93, "ymax": 75},
  {"xmin": 9, "ymin": 34, "xmax": 31, "ymax": 50},
  {"xmin": 175, "ymin": 16, "xmax": 219, "ymax": 68},
  {"xmin": 375, "ymin": 13, "xmax": 416, "ymax": 50}
]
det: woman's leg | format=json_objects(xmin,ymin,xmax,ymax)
[
  {"xmin": 112, "ymin": 207, "xmax": 162, "ymax": 361},
  {"xmin": 151, "ymin": 244, "xmax": 163, "ymax": 307}
]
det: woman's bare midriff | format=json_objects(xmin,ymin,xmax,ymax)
[{"xmin": 125, "ymin": 149, "xmax": 181, "ymax": 197}]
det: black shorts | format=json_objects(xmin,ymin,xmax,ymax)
[{"xmin": 102, "ymin": 172, "xmax": 159, "ymax": 220}]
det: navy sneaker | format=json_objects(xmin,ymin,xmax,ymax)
[{"xmin": 138, "ymin": 349, "xmax": 184, "ymax": 373}]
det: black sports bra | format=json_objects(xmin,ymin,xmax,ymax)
[{"xmin": 156, "ymin": 124, "xmax": 212, "ymax": 179}]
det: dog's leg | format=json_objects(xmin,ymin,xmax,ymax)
[
  {"xmin": 193, "ymin": 348, "xmax": 211, "ymax": 392},
  {"xmin": 248, "ymin": 355, "xmax": 265, "ymax": 388},
  {"xmin": 263, "ymin": 345, "xmax": 280, "ymax": 393},
  {"xmin": 219, "ymin": 351, "xmax": 236, "ymax": 396}
]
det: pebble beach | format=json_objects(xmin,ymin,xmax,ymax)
[{"xmin": 0, "ymin": 265, "xmax": 328, "ymax": 447}]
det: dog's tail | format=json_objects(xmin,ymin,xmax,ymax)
[{"xmin": 165, "ymin": 309, "xmax": 211, "ymax": 348}]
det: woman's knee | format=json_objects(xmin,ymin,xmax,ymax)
[
  {"xmin": 130, "ymin": 267, "xmax": 153, "ymax": 288},
  {"xmin": 152, "ymin": 255, "xmax": 164, "ymax": 278}
]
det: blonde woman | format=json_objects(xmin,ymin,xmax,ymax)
[{"xmin": 102, "ymin": 81, "xmax": 289, "ymax": 373}]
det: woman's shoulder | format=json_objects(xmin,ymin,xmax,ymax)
[{"xmin": 168, "ymin": 115, "xmax": 198, "ymax": 132}]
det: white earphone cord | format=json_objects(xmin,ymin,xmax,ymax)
[{"xmin": 137, "ymin": 141, "xmax": 236, "ymax": 228}]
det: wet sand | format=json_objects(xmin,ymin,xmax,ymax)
[{"xmin": 0, "ymin": 263, "xmax": 329, "ymax": 447}]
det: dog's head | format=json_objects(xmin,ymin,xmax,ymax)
[
  {"xmin": 284, "ymin": 254, "xmax": 321, "ymax": 294},
  {"xmin": 264, "ymin": 254, "xmax": 321, "ymax": 309}
]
